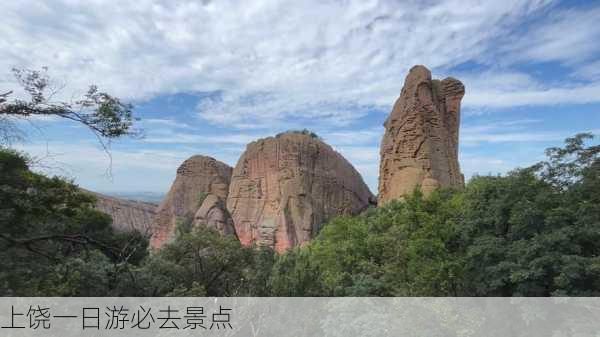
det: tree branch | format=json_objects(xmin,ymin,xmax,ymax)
[{"xmin": 0, "ymin": 233, "xmax": 123, "ymax": 260}]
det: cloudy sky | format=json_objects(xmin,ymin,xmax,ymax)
[{"xmin": 2, "ymin": 0, "xmax": 600, "ymax": 197}]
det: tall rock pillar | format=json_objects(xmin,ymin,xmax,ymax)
[{"xmin": 378, "ymin": 65, "xmax": 465, "ymax": 204}]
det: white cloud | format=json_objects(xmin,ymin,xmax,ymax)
[
  {"xmin": 461, "ymin": 70, "xmax": 600, "ymax": 109},
  {"xmin": 502, "ymin": 7, "xmax": 600, "ymax": 65},
  {"xmin": 1, "ymin": 0, "xmax": 555, "ymax": 129},
  {"xmin": 461, "ymin": 119, "xmax": 565, "ymax": 145},
  {"xmin": 142, "ymin": 130, "xmax": 266, "ymax": 145},
  {"xmin": 463, "ymin": 130, "xmax": 562, "ymax": 144},
  {"xmin": 333, "ymin": 145, "xmax": 380, "ymax": 194},
  {"xmin": 141, "ymin": 118, "xmax": 191, "ymax": 129},
  {"xmin": 465, "ymin": 82, "xmax": 600, "ymax": 109},
  {"xmin": 335, "ymin": 145, "xmax": 379, "ymax": 163},
  {"xmin": 14, "ymin": 141, "xmax": 232, "ymax": 193},
  {"xmin": 322, "ymin": 128, "xmax": 383, "ymax": 146},
  {"xmin": 574, "ymin": 59, "xmax": 600, "ymax": 81},
  {"xmin": 4, "ymin": 1, "xmax": 600, "ymax": 195},
  {"xmin": 460, "ymin": 154, "xmax": 515, "ymax": 179},
  {"xmin": 461, "ymin": 119, "xmax": 600, "ymax": 146},
  {"xmin": 18, "ymin": 142, "xmax": 187, "ymax": 171}
]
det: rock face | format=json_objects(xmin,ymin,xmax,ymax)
[
  {"xmin": 192, "ymin": 194, "xmax": 236, "ymax": 236},
  {"xmin": 378, "ymin": 65, "xmax": 465, "ymax": 204},
  {"xmin": 150, "ymin": 155, "xmax": 234, "ymax": 248},
  {"xmin": 227, "ymin": 132, "xmax": 375, "ymax": 253},
  {"xmin": 85, "ymin": 190, "xmax": 157, "ymax": 236}
]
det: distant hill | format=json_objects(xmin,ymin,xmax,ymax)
[
  {"xmin": 102, "ymin": 191, "xmax": 165, "ymax": 203},
  {"xmin": 82, "ymin": 190, "xmax": 158, "ymax": 236}
]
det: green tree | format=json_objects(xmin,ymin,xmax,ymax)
[
  {"xmin": 302, "ymin": 189, "xmax": 465, "ymax": 296},
  {"xmin": 245, "ymin": 247, "xmax": 276, "ymax": 296},
  {"xmin": 0, "ymin": 149, "xmax": 149, "ymax": 296},
  {"xmin": 461, "ymin": 133, "xmax": 600, "ymax": 296},
  {"xmin": 125, "ymin": 226, "xmax": 259, "ymax": 296},
  {"xmin": 270, "ymin": 247, "xmax": 326, "ymax": 296}
]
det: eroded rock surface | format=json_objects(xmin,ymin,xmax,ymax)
[
  {"xmin": 378, "ymin": 65, "xmax": 465, "ymax": 204},
  {"xmin": 227, "ymin": 132, "xmax": 375, "ymax": 252},
  {"xmin": 192, "ymin": 194, "xmax": 236, "ymax": 236},
  {"xmin": 85, "ymin": 190, "xmax": 157, "ymax": 236},
  {"xmin": 150, "ymin": 155, "xmax": 233, "ymax": 248}
]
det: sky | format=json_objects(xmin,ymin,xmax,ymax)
[{"xmin": 2, "ymin": 0, "xmax": 600, "ymax": 198}]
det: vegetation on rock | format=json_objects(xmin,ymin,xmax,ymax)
[{"xmin": 276, "ymin": 129, "xmax": 321, "ymax": 139}]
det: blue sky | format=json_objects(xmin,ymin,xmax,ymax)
[{"xmin": 2, "ymin": 0, "xmax": 600, "ymax": 196}]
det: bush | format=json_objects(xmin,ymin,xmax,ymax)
[{"xmin": 276, "ymin": 129, "xmax": 321, "ymax": 139}]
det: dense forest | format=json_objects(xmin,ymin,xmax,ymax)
[{"xmin": 1, "ymin": 133, "xmax": 598, "ymax": 296}]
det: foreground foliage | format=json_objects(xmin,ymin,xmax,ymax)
[
  {"xmin": 1, "ymin": 133, "xmax": 598, "ymax": 296},
  {"xmin": 0, "ymin": 149, "xmax": 148, "ymax": 295}
]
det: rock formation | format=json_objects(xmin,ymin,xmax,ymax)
[
  {"xmin": 378, "ymin": 65, "xmax": 465, "ymax": 204},
  {"xmin": 192, "ymin": 193, "xmax": 236, "ymax": 236},
  {"xmin": 227, "ymin": 131, "xmax": 375, "ymax": 253},
  {"xmin": 150, "ymin": 155, "xmax": 234, "ymax": 248},
  {"xmin": 85, "ymin": 190, "xmax": 157, "ymax": 236}
]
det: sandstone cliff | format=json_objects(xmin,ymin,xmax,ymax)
[
  {"xmin": 85, "ymin": 190, "xmax": 157, "ymax": 236},
  {"xmin": 150, "ymin": 155, "xmax": 234, "ymax": 248},
  {"xmin": 378, "ymin": 65, "xmax": 465, "ymax": 204},
  {"xmin": 227, "ymin": 132, "xmax": 375, "ymax": 253}
]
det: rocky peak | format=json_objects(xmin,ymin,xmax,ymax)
[
  {"xmin": 378, "ymin": 65, "xmax": 465, "ymax": 204},
  {"xmin": 227, "ymin": 131, "xmax": 375, "ymax": 253},
  {"xmin": 150, "ymin": 155, "xmax": 234, "ymax": 248}
]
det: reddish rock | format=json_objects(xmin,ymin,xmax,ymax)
[
  {"xmin": 150, "ymin": 155, "xmax": 233, "ymax": 248},
  {"xmin": 378, "ymin": 65, "xmax": 465, "ymax": 204},
  {"xmin": 192, "ymin": 194, "xmax": 236, "ymax": 236},
  {"xmin": 227, "ymin": 132, "xmax": 375, "ymax": 253},
  {"xmin": 85, "ymin": 190, "xmax": 156, "ymax": 236}
]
